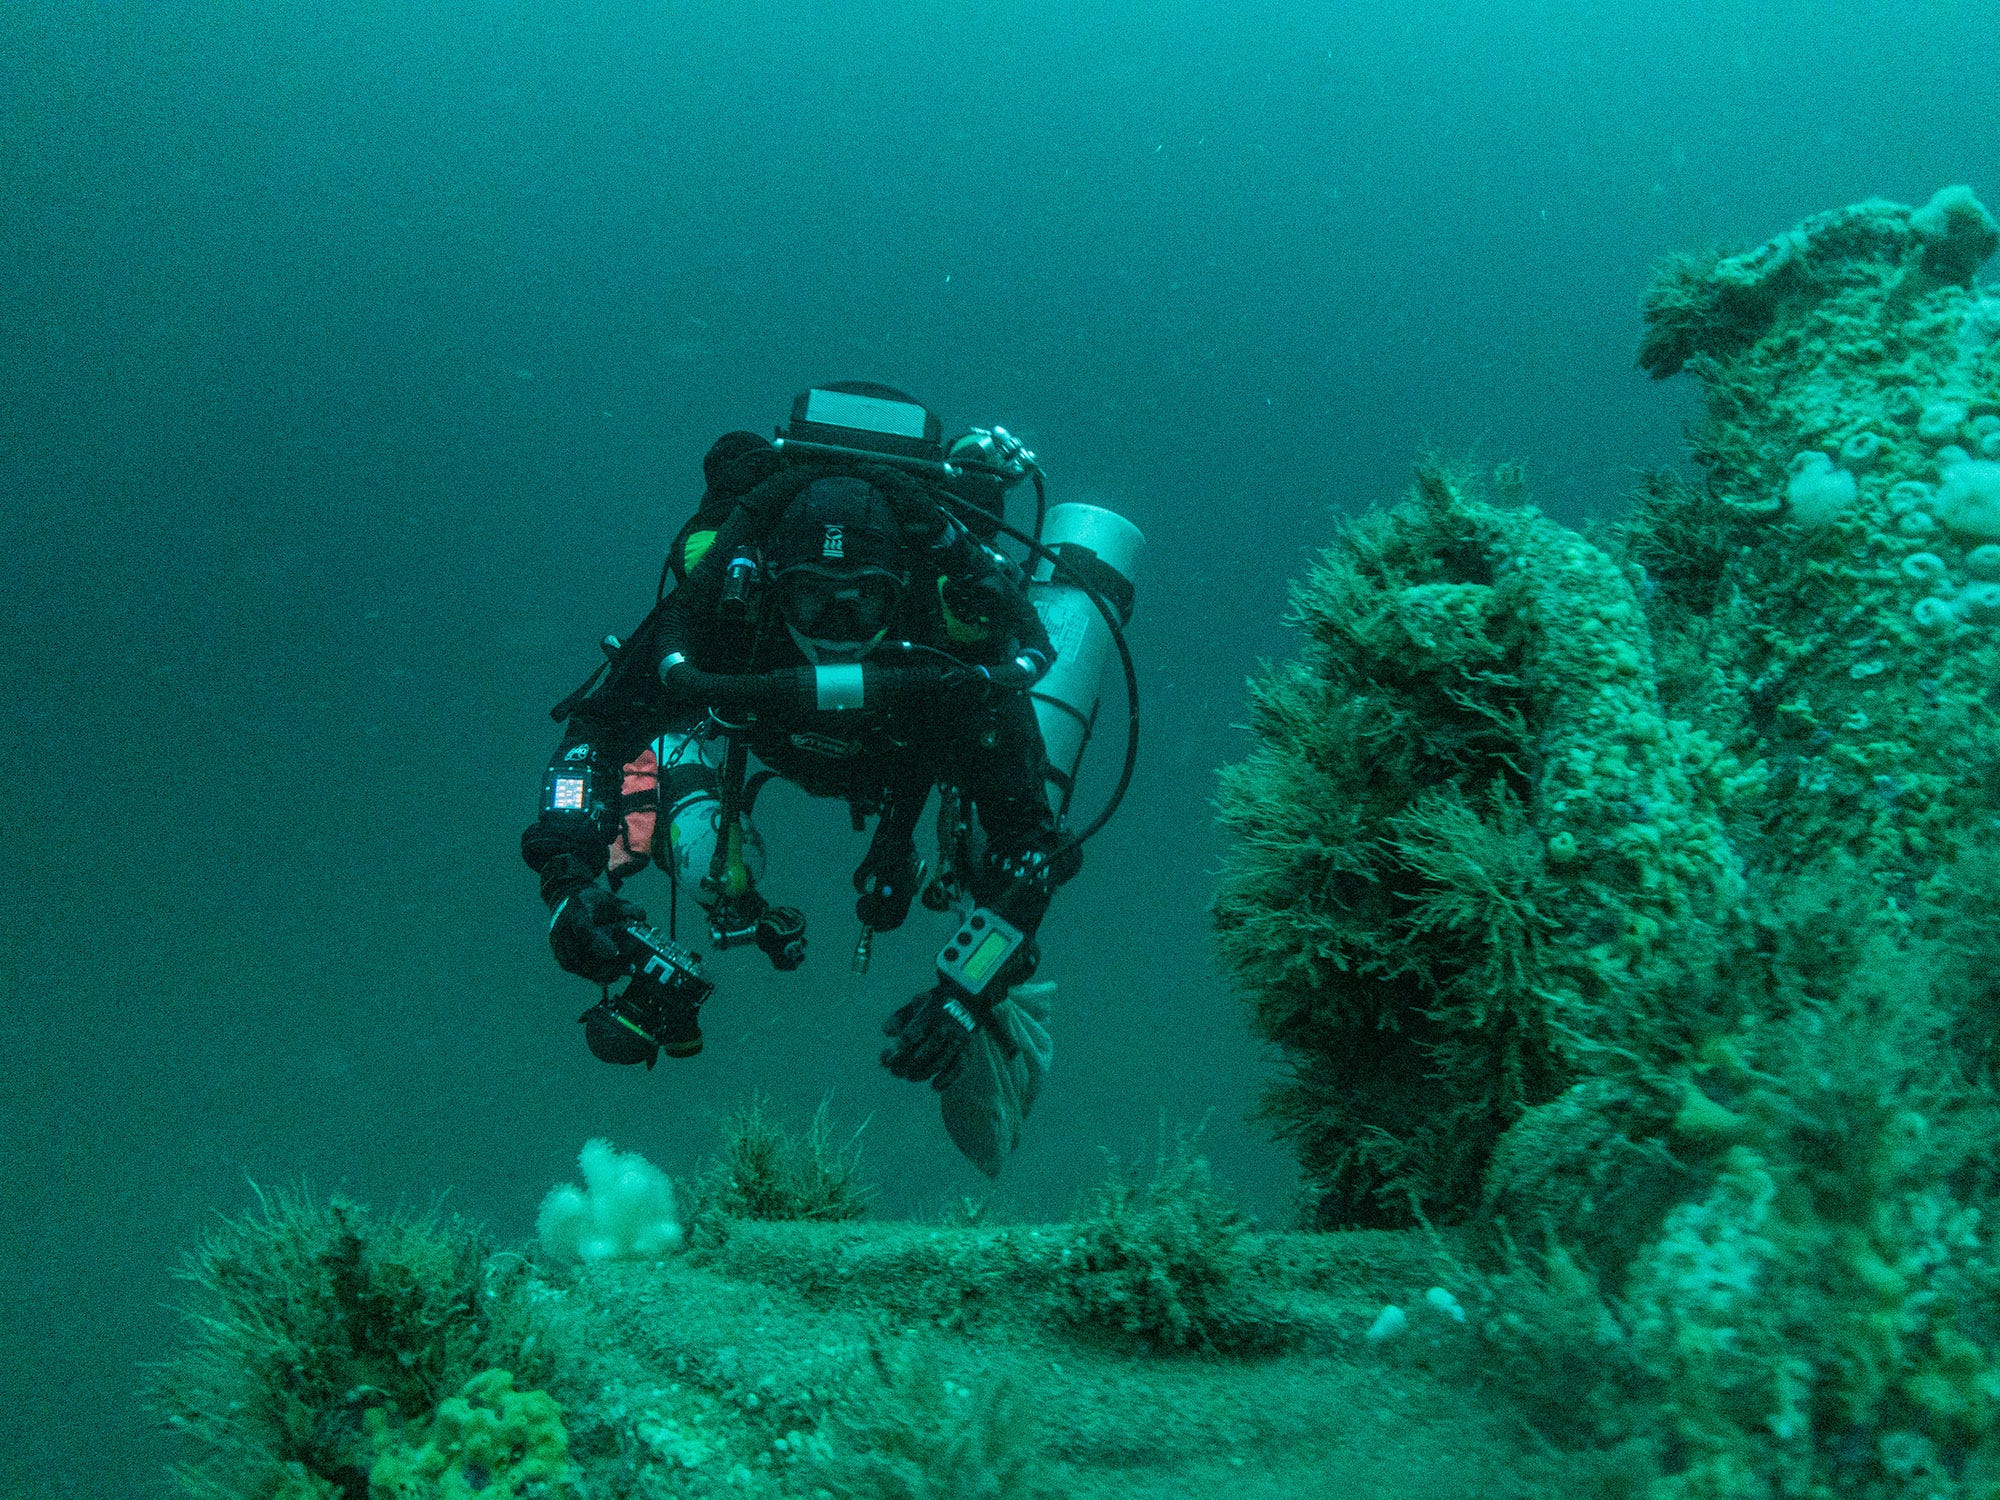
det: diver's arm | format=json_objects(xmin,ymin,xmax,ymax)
[
  {"xmin": 930, "ymin": 509, "xmax": 1064, "ymax": 921},
  {"xmin": 880, "ymin": 689, "xmax": 1058, "ymax": 1088},
  {"xmin": 650, "ymin": 506, "xmax": 747, "ymax": 675},
  {"xmin": 526, "ymin": 459, "xmax": 830, "ymax": 899},
  {"xmin": 521, "ymin": 554, "xmax": 730, "ymax": 903},
  {"xmin": 931, "ymin": 529, "xmax": 1054, "ymax": 669},
  {"xmin": 522, "ymin": 698, "xmax": 660, "ymax": 905},
  {"xmin": 956, "ymin": 689, "xmax": 1067, "ymax": 936}
]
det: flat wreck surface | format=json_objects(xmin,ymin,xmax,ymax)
[{"xmin": 533, "ymin": 1219, "xmax": 1561, "ymax": 1500}]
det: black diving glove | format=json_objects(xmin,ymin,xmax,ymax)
[
  {"xmin": 881, "ymin": 984, "xmax": 986, "ymax": 1090},
  {"xmin": 854, "ymin": 848, "xmax": 922, "ymax": 933},
  {"xmin": 549, "ymin": 886, "xmax": 646, "ymax": 985}
]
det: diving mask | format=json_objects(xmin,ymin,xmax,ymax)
[{"xmin": 772, "ymin": 563, "xmax": 905, "ymax": 648}]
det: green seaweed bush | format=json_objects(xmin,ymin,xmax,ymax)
[
  {"xmin": 153, "ymin": 1187, "xmax": 553, "ymax": 1500},
  {"xmin": 1056, "ymin": 1129, "xmax": 1286, "ymax": 1353},
  {"xmin": 1218, "ymin": 188, "xmax": 2000, "ymax": 1496},
  {"xmin": 816, "ymin": 1342, "xmax": 1044, "ymax": 1500},
  {"xmin": 689, "ymin": 1094, "xmax": 873, "ymax": 1232}
]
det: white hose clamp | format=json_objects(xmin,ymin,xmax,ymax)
[{"xmin": 814, "ymin": 663, "xmax": 866, "ymax": 711}]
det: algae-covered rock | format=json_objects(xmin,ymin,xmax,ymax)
[
  {"xmin": 1215, "ymin": 461, "xmax": 1741, "ymax": 1228},
  {"xmin": 1631, "ymin": 194, "xmax": 2000, "ymax": 886},
  {"xmin": 1614, "ymin": 187, "xmax": 2000, "ymax": 1490},
  {"xmin": 1636, "ymin": 187, "xmax": 1997, "ymax": 380},
  {"xmin": 150, "ymin": 1189, "xmax": 555, "ymax": 1500},
  {"xmin": 1217, "ymin": 189, "xmax": 2000, "ymax": 1497}
]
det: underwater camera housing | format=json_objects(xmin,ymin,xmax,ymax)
[
  {"xmin": 579, "ymin": 923, "xmax": 715, "ymax": 1068},
  {"xmin": 774, "ymin": 387, "xmax": 945, "ymax": 470}
]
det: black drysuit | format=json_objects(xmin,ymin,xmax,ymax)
[{"xmin": 521, "ymin": 485, "xmax": 1063, "ymax": 937}]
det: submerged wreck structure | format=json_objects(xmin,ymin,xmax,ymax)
[
  {"xmin": 1219, "ymin": 185, "xmax": 2000, "ymax": 1497},
  {"xmin": 159, "ymin": 190, "xmax": 2000, "ymax": 1499}
]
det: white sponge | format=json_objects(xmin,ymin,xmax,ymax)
[
  {"xmin": 1785, "ymin": 453, "xmax": 1857, "ymax": 525},
  {"xmin": 537, "ymin": 1139, "xmax": 682, "ymax": 1262},
  {"xmin": 1934, "ymin": 460, "xmax": 2000, "ymax": 540}
]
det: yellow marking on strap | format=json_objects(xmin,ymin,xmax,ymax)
[
  {"xmin": 724, "ymin": 825, "xmax": 750, "ymax": 896},
  {"xmin": 937, "ymin": 575, "xmax": 991, "ymax": 644}
]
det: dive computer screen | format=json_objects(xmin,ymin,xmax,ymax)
[{"xmin": 961, "ymin": 931, "xmax": 1011, "ymax": 989}]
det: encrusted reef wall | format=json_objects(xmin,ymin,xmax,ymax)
[
  {"xmin": 1218, "ymin": 188, "xmax": 2000, "ymax": 1497},
  {"xmin": 1213, "ymin": 464, "xmax": 1744, "ymax": 1228}
]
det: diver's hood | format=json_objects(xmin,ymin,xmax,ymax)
[{"xmin": 762, "ymin": 476, "xmax": 904, "ymax": 577}]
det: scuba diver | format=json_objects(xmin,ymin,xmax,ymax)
[{"xmin": 521, "ymin": 382, "xmax": 1141, "ymax": 1174}]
